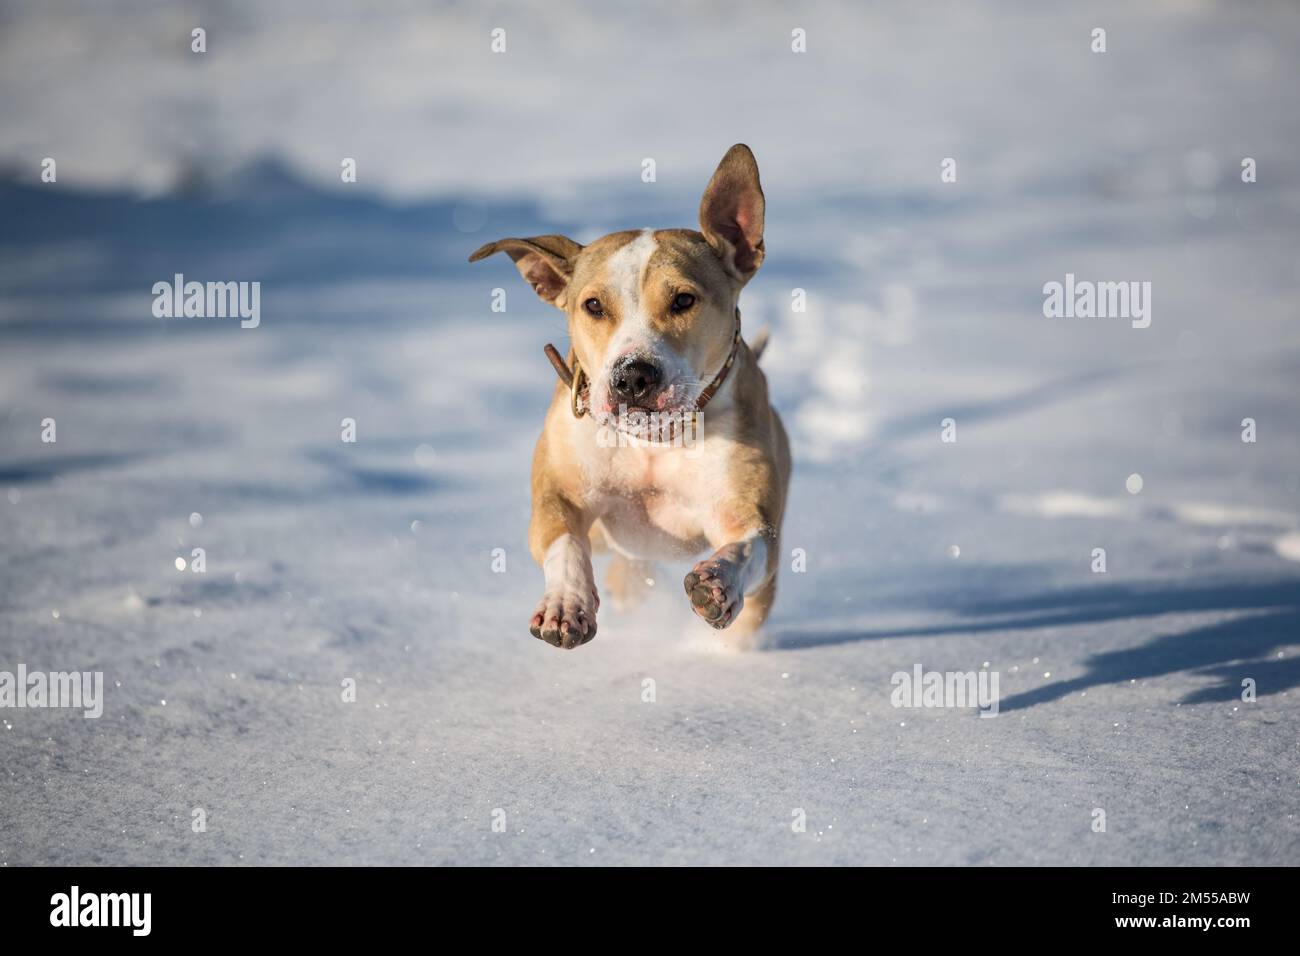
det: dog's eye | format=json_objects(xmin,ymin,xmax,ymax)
[
  {"xmin": 671, "ymin": 292, "xmax": 696, "ymax": 313},
  {"xmin": 583, "ymin": 298, "xmax": 605, "ymax": 318}
]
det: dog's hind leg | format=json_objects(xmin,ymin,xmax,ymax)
[
  {"xmin": 727, "ymin": 573, "xmax": 777, "ymax": 642},
  {"xmin": 592, "ymin": 518, "xmax": 657, "ymax": 610},
  {"xmin": 605, "ymin": 552, "xmax": 658, "ymax": 612},
  {"xmin": 587, "ymin": 518, "xmax": 611, "ymax": 554}
]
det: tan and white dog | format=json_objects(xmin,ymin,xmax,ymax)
[{"xmin": 470, "ymin": 144, "xmax": 790, "ymax": 649}]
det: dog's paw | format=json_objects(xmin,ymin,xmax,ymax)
[
  {"xmin": 684, "ymin": 557, "xmax": 743, "ymax": 629},
  {"xmin": 529, "ymin": 589, "xmax": 599, "ymax": 649}
]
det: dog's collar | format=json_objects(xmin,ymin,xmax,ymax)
[{"xmin": 543, "ymin": 309, "xmax": 743, "ymax": 425}]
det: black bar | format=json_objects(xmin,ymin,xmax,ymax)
[{"xmin": 0, "ymin": 867, "xmax": 1287, "ymax": 941}]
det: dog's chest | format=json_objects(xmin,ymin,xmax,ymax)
[{"xmin": 592, "ymin": 446, "xmax": 714, "ymax": 559}]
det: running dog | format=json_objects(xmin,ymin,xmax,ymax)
[{"xmin": 470, "ymin": 144, "xmax": 790, "ymax": 649}]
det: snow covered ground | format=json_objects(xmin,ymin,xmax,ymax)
[{"xmin": 1, "ymin": 0, "xmax": 1298, "ymax": 865}]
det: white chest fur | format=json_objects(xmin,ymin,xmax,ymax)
[{"xmin": 589, "ymin": 438, "xmax": 717, "ymax": 560}]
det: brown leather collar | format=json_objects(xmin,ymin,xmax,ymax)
[{"xmin": 543, "ymin": 310, "xmax": 742, "ymax": 423}]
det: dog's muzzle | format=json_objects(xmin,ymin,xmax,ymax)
[{"xmin": 542, "ymin": 309, "xmax": 743, "ymax": 435}]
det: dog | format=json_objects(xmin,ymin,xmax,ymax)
[{"xmin": 470, "ymin": 144, "xmax": 790, "ymax": 649}]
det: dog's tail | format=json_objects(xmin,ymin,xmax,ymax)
[{"xmin": 749, "ymin": 326, "xmax": 771, "ymax": 362}]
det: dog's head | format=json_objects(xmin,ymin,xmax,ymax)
[{"xmin": 470, "ymin": 144, "xmax": 765, "ymax": 421}]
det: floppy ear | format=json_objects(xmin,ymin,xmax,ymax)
[
  {"xmin": 699, "ymin": 144, "xmax": 765, "ymax": 281},
  {"xmin": 468, "ymin": 234, "xmax": 584, "ymax": 307}
]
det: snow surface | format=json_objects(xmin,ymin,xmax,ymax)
[{"xmin": 1, "ymin": 0, "xmax": 1299, "ymax": 865}]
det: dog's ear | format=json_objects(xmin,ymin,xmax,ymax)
[
  {"xmin": 699, "ymin": 144, "xmax": 765, "ymax": 281},
  {"xmin": 468, "ymin": 234, "xmax": 583, "ymax": 307}
]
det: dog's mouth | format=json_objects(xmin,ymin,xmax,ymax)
[
  {"xmin": 597, "ymin": 408, "xmax": 698, "ymax": 444},
  {"xmin": 593, "ymin": 382, "xmax": 699, "ymax": 421},
  {"xmin": 594, "ymin": 387, "xmax": 702, "ymax": 441}
]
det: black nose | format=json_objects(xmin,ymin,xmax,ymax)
[{"xmin": 610, "ymin": 357, "xmax": 662, "ymax": 405}]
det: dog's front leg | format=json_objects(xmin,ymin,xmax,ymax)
[
  {"xmin": 528, "ymin": 496, "xmax": 599, "ymax": 649},
  {"xmin": 684, "ymin": 521, "xmax": 776, "ymax": 631}
]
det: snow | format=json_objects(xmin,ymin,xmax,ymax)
[{"xmin": 1, "ymin": 0, "xmax": 1299, "ymax": 865}]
